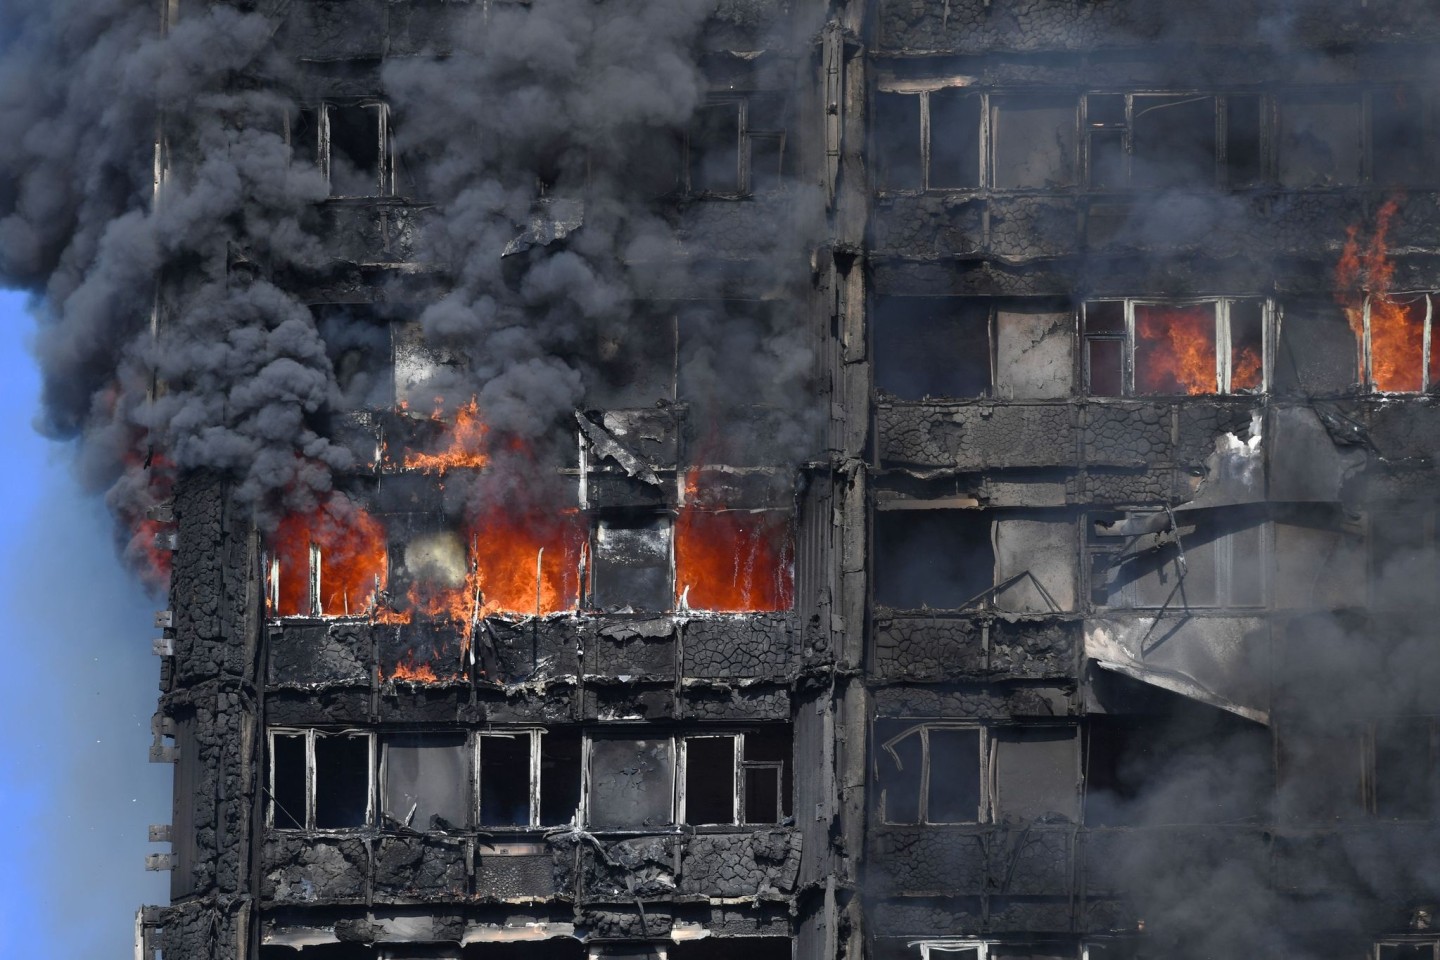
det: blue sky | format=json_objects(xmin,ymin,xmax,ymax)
[{"xmin": 0, "ymin": 290, "xmax": 170, "ymax": 957}]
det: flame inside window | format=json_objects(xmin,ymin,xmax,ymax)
[
  {"xmin": 1134, "ymin": 303, "xmax": 1217, "ymax": 395},
  {"xmin": 471, "ymin": 508, "xmax": 585, "ymax": 617},
  {"xmin": 271, "ymin": 498, "xmax": 388, "ymax": 617},
  {"xmin": 1366, "ymin": 295, "xmax": 1426, "ymax": 393},
  {"xmin": 676, "ymin": 508, "xmax": 795, "ymax": 612}
]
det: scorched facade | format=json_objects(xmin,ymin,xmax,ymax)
[{"xmin": 136, "ymin": 2, "xmax": 1440, "ymax": 960}]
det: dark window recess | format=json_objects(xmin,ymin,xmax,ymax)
[
  {"xmin": 1274, "ymin": 302, "xmax": 1356, "ymax": 395},
  {"xmin": 929, "ymin": 88, "xmax": 982, "ymax": 189},
  {"xmin": 1085, "ymin": 684, "xmax": 1272, "ymax": 827},
  {"xmin": 1084, "ymin": 300, "xmax": 1126, "ymax": 396},
  {"xmin": 480, "ymin": 733, "xmax": 532, "ymax": 827},
  {"xmin": 875, "ymin": 91, "xmax": 922, "ymax": 191},
  {"xmin": 1378, "ymin": 945, "xmax": 1439, "ymax": 960},
  {"xmin": 1374, "ymin": 718, "xmax": 1437, "ymax": 820},
  {"xmin": 383, "ymin": 733, "xmax": 468, "ymax": 830},
  {"xmin": 1278, "ymin": 94, "xmax": 1362, "ymax": 188},
  {"xmin": 635, "ymin": 126, "xmax": 684, "ymax": 199},
  {"xmin": 328, "ymin": 104, "xmax": 384, "ymax": 197},
  {"xmin": 1131, "ymin": 95, "xmax": 1217, "ymax": 189},
  {"xmin": 876, "ymin": 721, "xmax": 982, "ymax": 824},
  {"xmin": 1230, "ymin": 299, "xmax": 1265, "ymax": 392},
  {"xmin": 313, "ymin": 734, "xmax": 370, "ymax": 829},
  {"xmin": 873, "ymin": 510, "xmax": 994, "ymax": 610},
  {"xmin": 744, "ymin": 763, "xmax": 783, "ymax": 824},
  {"xmin": 744, "ymin": 725, "xmax": 794, "ymax": 820},
  {"xmin": 271, "ymin": 734, "xmax": 307, "ymax": 830},
  {"xmin": 686, "ymin": 736, "xmax": 736, "ymax": 824},
  {"xmin": 1373, "ymin": 85, "xmax": 1427, "ymax": 186},
  {"xmin": 540, "ymin": 730, "xmax": 584, "ymax": 826},
  {"xmin": 672, "ymin": 939, "xmax": 792, "ymax": 960},
  {"xmin": 690, "ymin": 101, "xmax": 741, "ymax": 194},
  {"xmin": 748, "ymin": 96, "xmax": 788, "ymax": 194},
  {"xmin": 290, "ymin": 107, "xmax": 319, "ymax": 167},
  {"xmin": 1225, "ymin": 94, "xmax": 1263, "ymax": 187},
  {"xmin": 990, "ymin": 96, "xmax": 1078, "ymax": 189},
  {"xmin": 588, "ymin": 738, "xmax": 675, "ymax": 829},
  {"xmin": 873, "ymin": 297, "xmax": 990, "ymax": 399},
  {"xmin": 590, "ymin": 516, "xmax": 672, "ymax": 613},
  {"xmin": 1087, "ymin": 94, "xmax": 1127, "ymax": 189},
  {"xmin": 927, "ymin": 727, "xmax": 982, "ymax": 822}
]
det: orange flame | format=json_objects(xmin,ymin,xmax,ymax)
[
  {"xmin": 387, "ymin": 655, "xmax": 441, "ymax": 683},
  {"xmin": 401, "ymin": 398, "xmax": 490, "ymax": 474},
  {"xmin": 470, "ymin": 506, "xmax": 585, "ymax": 617},
  {"xmin": 1134, "ymin": 303, "xmax": 1218, "ymax": 395},
  {"xmin": 270, "ymin": 496, "xmax": 388, "ymax": 617},
  {"xmin": 676, "ymin": 471, "xmax": 794, "ymax": 612},
  {"xmin": 1336, "ymin": 196, "xmax": 1424, "ymax": 392}
]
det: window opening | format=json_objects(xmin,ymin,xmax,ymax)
[
  {"xmin": 382, "ymin": 733, "xmax": 468, "ymax": 830},
  {"xmin": 687, "ymin": 95, "xmax": 788, "ymax": 197},
  {"xmin": 479, "ymin": 732, "xmax": 534, "ymax": 828},
  {"xmin": 1278, "ymin": 91, "xmax": 1362, "ymax": 188},
  {"xmin": 1085, "ymin": 92, "xmax": 1261, "ymax": 190},
  {"xmin": 540, "ymin": 729, "xmax": 584, "ymax": 827},
  {"xmin": 873, "ymin": 509, "xmax": 994, "ymax": 610},
  {"xmin": 1083, "ymin": 298, "xmax": 1267, "ymax": 396},
  {"xmin": 268, "ymin": 730, "xmax": 373, "ymax": 831},
  {"xmin": 325, "ymin": 102, "xmax": 392, "ymax": 197},
  {"xmin": 1089, "ymin": 508, "xmax": 1268, "ymax": 610},
  {"xmin": 587, "ymin": 736, "xmax": 676, "ymax": 829},
  {"xmin": 590, "ymin": 515, "xmax": 674, "ymax": 613}
]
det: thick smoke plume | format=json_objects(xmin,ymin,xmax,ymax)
[{"xmin": 0, "ymin": 0, "xmax": 822, "ymax": 582}]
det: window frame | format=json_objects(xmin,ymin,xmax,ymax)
[
  {"xmin": 1375, "ymin": 941, "xmax": 1440, "ymax": 960},
  {"xmin": 583, "ymin": 733, "xmax": 679, "ymax": 831},
  {"xmin": 684, "ymin": 94, "xmax": 788, "ymax": 199},
  {"xmin": 1351, "ymin": 292, "xmax": 1437, "ymax": 393},
  {"xmin": 1084, "ymin": 91, "xmax": 1262, "ymax": 190},
  {"xmin": 1082, "ymin": 297, "xmax": 1271, "ymax": 397},
  {"xmin": 288, "ymin": 101, "xmax": 396, "ymax": 198},
  {"xmin": 266, "ymin": 728, "xmax": 376, "ymax": 833},
  {"xmin": 678, "ymin": 731, "xmax": 791, "ymax": 826},
  {"xmin": 876, "ymin": 721, "xmax": 1080, "ymax": 826}
]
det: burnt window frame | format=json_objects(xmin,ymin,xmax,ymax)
[
  {"xmin": 1084, "ymin": 91, "xmax": 1265, "ymax": 191},
  {"xmin": 1081, "ymin": 297, "xmax": 1271, "ymax": 397},
  {"xmin": 1375, "ymin": 940, "xmax": 1440, "ymax": 960},
  {"xmin": 1087, "ymin": 507, "xmax": 1271, "ymax": 611},
  {"xmin": 1348, "ymin": 292, "xmax": 1438, "ymax": 394},
  {"xmin": 288, "ymin": 100, "xmax": 396, "ymax": 198},
  {"xmin": 684, "ymin": 93, "xmax": 789, "ymax": 199},
  {"xmin": 266, "ymin": 728, "xmax": 375, "ymax": 833},
  {"xmin": 679, "ymin": 730, "xmax": 792, "ymax": 827},
  {"xmin": 583, "ymin": 733, "xmax": 679, "ymax": 831},
  {"xmin": 874, "ymin": 720, "xmax": 1079, "ymax": 826},
  {"xmin": 871, "ymin": 83, "xmax": 984, "ymax": 194},
  {"xmin": 1275, "ymin": 85, "xmax": 1437, "ymax": 190}
]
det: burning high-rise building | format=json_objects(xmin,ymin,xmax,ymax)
[{"xmin": 6, "ymin": 0, "xmax": 1440, "ymax": 959}]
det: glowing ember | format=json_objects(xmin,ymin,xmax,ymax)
[
  {"xmin": 270, "ymin": 496, "xmax": 388, "ymax": 617},
  {"xmin": 1336, "ymin": 196, "xmax": 1425, "ymax": 392},
  {"xmin": 402, "ymin": 398, "xmax": 490, "ymax": 474},
  {"xmin": 1134, "ymin": 303, "xmax": 1217, "ymax": 395},
  {"xmin": 677, "ymin": 472, "xmax": 794, "ymax": 612}
]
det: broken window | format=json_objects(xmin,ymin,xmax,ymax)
[
  {"xmin": 1083, "ymin": 298, "xmax": 1267, "ymax": 396},
  {"xmin": 268, "ymin": 729, "xmax": 373, "ymax": 831},
  {"xmin": 1085, "ymin": 93, "xmax": 1261, "ymax": 189},
  {"xmin": 268, "ymin": 499, "xmax": 389, "ymax": 618},
  {"xmin": 291, "ymin": 102, "xmax": 395, "ymax": 198},
  {"xmin": 681, "ymin": 727, "xmax": 793, "ymax": 825},
  {"xmin": 1278, "ymin": 92, "xmax": 1362, "ymax": 188},
  {"xmin": 873, "ymin": 509, "xmax": 994, "ymax": 610},
  {"xmin": 687, "ymin": 95, "xmax": 788, "ymax": 197},
  {"xmin": 477, "ymin": 729, "xmax": 583, "ymax": 828},
  {"xmin": 1089, "ymin": 508, "xmax": 1268, "ymax": 610},
  {"xmin": 1345, "ymin": 293, "xmax": 1438, "ymax": 393},
  {"xmin": 873, "ymin": 296, "xmax": 1074, "ymax": 400},
  {"xmin": 990, "ymin": 96, "xmax": 1079, "ymax": 189},
  {"xmin": 1273, "ymin": 300, "xmax": 1357, "ymax": 395},
  {"xmin": 590, "ymin": 515, "xmax": 673, "ymax": 613},
  {"xmin": 587, "ymin": 736, "xmax": 676, "ymax": 830},
  {"xmin": 876, "ymin": 721, "xmax": 1078, "ymax": 825},
  {"xmin": 872, "ymin": 86, "xmax": 981, "ymax": 191},
  {"xmin": 675, "ymin": 507, "xmax": 795, "ymax": 613},
  {"xmin": 382, "ymin": 733, "xmax": 468, "ymax": 830}
]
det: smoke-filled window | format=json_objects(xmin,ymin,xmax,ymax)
[
  {"xmin": 1272, "ymin": 300, "xmax": 1357, "ymax": 395},
  {"xmin": 1278, "ymin": 92, "xmax": 1362, "ymax": 188},
  {"xmin": 1370, "ymin": 508, "xmax": 1440, "ymax": 613},
  {"xmin": 990, "ymin": 96, "xmax": 1079, "ymax": 189},
  {"xmin": 1084, "ymin": 92, "xmax": 1262, "ymax": 190},
  {"xmin": 680, "ymin": 727, "xmax": 793, "ymax": 825},
  {"xmin": 381, "ymin": 732, "xmax": 468, "ymax": 830},
  {"xmin": 1089, "ymin": 507, "xmax": 1267, "ymax": 610},
  {"xmin": 268, "ymin": 729, "xmax": 374, "ymax": 832},
  {"xmin": 872, "ymin": 87, "xmax": 981, "ymax": 191},
  {"xmin": 289, "ymin": 102, "xmax": 395, "ymax": 198},
  {"xmin": 873, "ymin": 297, "xmax": 1075, "ymax": 401},
  {"xmin": 685, "ymin": 95, "xmax": 789, "ymax": 197},
  {"xmin": 1082, "ymin": 298, "xmax": 1267, "ymax": 396},
  {"xmin": 1375, "ymin": 943, "xmax": 1440, "ymax": 960},
  {"xmin": 875, "ymin": 721, "xmax": 1078, "ymax": 825}
]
